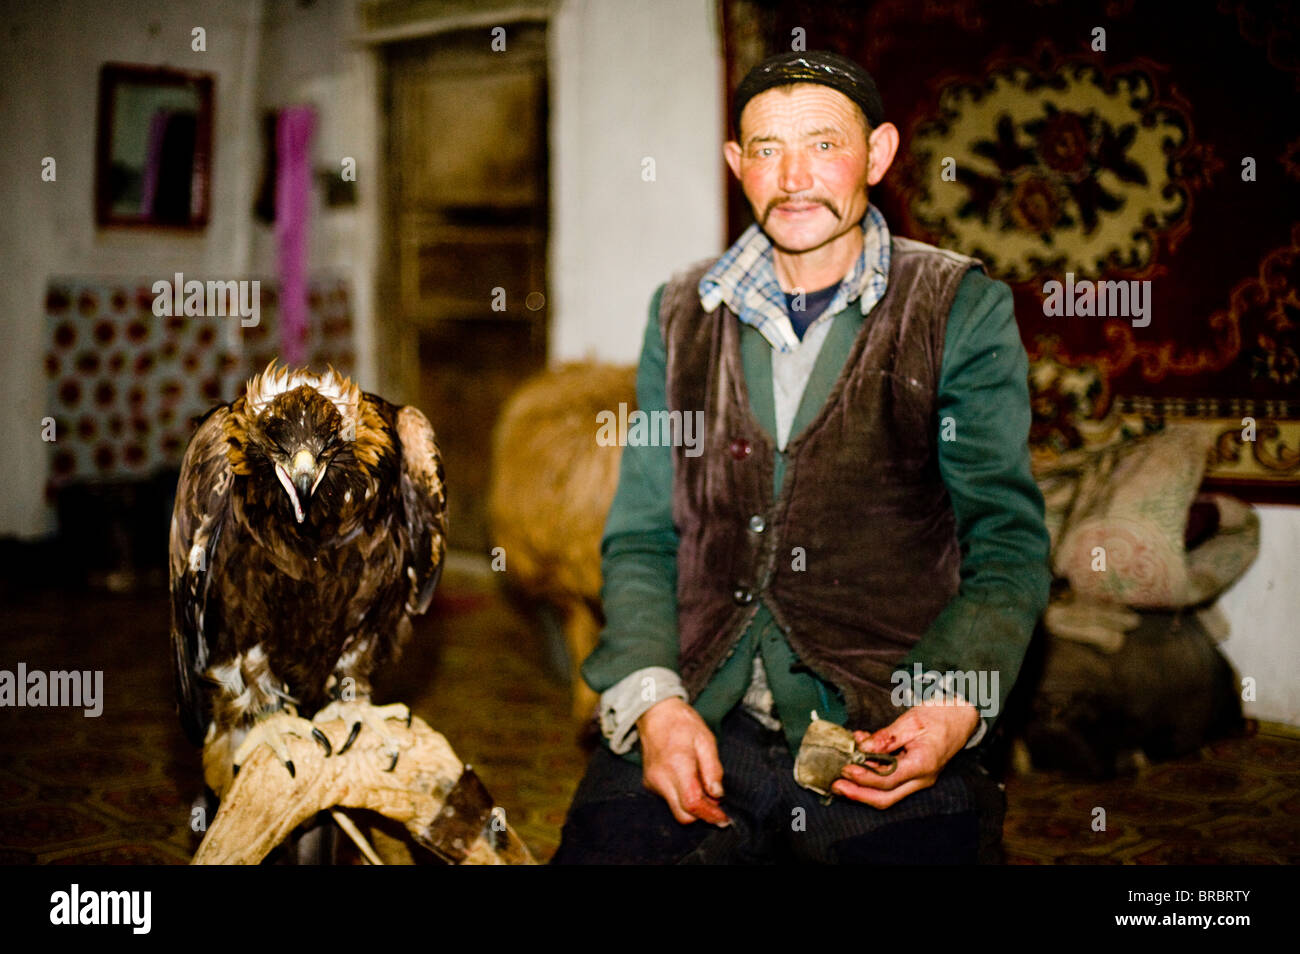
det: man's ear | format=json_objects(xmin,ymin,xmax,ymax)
[
  {"xmin": 865, "ymin": 122, "xmax": 900, "ymax": 186},
  {"xmin": 724, "ymin": 140, "xmax": 743, "ymax": 180}
]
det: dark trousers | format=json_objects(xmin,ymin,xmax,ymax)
[{"xmin": 552, "ymin": 708, "xmax": 1005, "ymax": 864}]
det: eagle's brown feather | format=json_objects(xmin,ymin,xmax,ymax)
[{"xmin": 168, "ymin": 363, "xmax": 448, "ymax": 774}]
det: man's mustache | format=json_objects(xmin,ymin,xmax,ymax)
[{"xmin": 761, "ymin": 195, "xmax": 840, "ymax": 223}]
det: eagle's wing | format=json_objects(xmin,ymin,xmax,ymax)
[
  {"xmin": 169, "ymin": 405, "xmax": 234, "ymax": 745},
  {"xmin": 394, "ymin": 404, "xmax": 448, "ymax": 616}
]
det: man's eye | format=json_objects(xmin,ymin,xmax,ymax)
[{"xmin": 818, "ymin": 141, "xmax": 833, "ymax": 150}]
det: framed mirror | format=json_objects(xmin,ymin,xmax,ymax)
[{"xmin": 95, "ymin": 63, "xmax": 214, "ymax": 229}]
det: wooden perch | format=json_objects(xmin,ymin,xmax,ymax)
[{"xmin": 193, "ymin": 711, "xmax": 535, "ymax": 865}]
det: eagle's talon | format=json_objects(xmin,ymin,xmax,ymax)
[
  {"xmin": 337, "ymin": 721, "xmax": 362, "ymax": 755},
  {"xmin": 232, "ymin": 709, "xmax": 321, "ymax": 782},
  {"xmin": 311, "ymin": 727, "xmax": 332, "ymax": 757},
  {"xmin": 312, "ymin": 700, "xmax": 411, "ymax": 770}
]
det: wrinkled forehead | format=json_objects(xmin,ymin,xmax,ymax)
[{"xmin": 737, "ymin": 83, "xmax": 868, "ymax": 144}]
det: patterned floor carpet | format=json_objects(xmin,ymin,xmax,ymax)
[{"xmin": 0, "ymin": 566, "xmax": 1295, "ymax": 864}]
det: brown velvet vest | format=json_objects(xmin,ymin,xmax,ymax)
[{"xmin": 662, "ymin": 236, "xmax": 981, "ymax": 730}]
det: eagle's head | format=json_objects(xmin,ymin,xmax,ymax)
[{"xmin": 227, "ymin": 361, "xmax": 376, "ymax": 525}]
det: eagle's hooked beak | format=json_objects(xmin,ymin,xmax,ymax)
[{"xmin": 275, "ymin": 449, "xmax": 327, "ymax": 524}]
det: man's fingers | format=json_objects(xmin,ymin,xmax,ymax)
[
  {"xmin": 858, "ymin": 718, "xmax": 923, "ymax": 755},
  {"xmin": 843, "ymin": 760, "xmax": 912, "ymax": 790},
  {"xmin": 666, "ymin": 795, "xmax": 700, "ymax": 825},
  {"xmin": 665, "ymin": 791, "xmax": 702, "ymax": 825},
  {"xmin": 680, "ymin": 747, "xmax": 729, "ymax": 826},
  {"xmin": 662, "ymin": 771, "xmax": 728, "ymax": 826},
  {"xmin": 846, "ymin": 741, "xmax": 941, "ymax": 786},
  {"xmin": 693, "ymin": 731, "xmax": 725, "ymax": 800},
  {"xmin": 832, "ymin": 772, "xmax": 932, "ymax": 809},
  {"xmin": 645, "ymin": 767, "xmax": 700, "ymax": 824},
  {"xmin": 646, "ymin": 763, "xmax": 729, "ymax": 826},
  {"xmin": 681, "ymin": 786, "xmax": 730, "ymax": 826},
  {"xmin": 637, "ymin": 700, "xmax": 730, "ymax": 826}
]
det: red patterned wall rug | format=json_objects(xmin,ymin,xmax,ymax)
[{"xmin": 723, "ymin": 0, "xmax": 1299, "ymax": 502}]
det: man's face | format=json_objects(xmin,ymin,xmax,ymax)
[{"xmin": 725, "ymin": 84, "xmax": 890, "ymax": 255}]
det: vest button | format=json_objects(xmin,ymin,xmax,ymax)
[
  {"xmin": 729, "ymin": 438, "xmax": 752, "ymax": 460},
  {"xmin": 748, "ymin": 514, "xmax": 766, "ymax": 533},
  {"xmin": 732, "ymin": 587, "xmax": 753, "ymax": 605}
]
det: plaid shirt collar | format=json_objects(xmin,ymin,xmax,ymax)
[{"xmin": 698, "ymin": 204, "xmax": 892, "ymax": 353}]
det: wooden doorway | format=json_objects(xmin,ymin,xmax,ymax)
[{"xmin": 380, "ymin": 24, "xmax": 549, "ymax": 554}]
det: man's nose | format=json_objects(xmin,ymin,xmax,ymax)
[{"xmin": 778, "ymin": 149, "xmax": 813, "ymax": 193}]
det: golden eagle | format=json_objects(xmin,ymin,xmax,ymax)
[{"xmin": 169, "ymin": 362, "xmax": 447, "ymax": 795}]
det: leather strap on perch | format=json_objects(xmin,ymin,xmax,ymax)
[
  {"xmin": 422, "ymin": 766, "xmax": 494, "ymax": 863},
  {"xmin": 192, "ymin": 712, "xmax": 534, "ymax": 865}
]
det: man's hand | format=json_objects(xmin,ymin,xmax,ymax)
[
  {"xmin": 636, "ymin": 698, "xmax": 731, "ymax": 827},
  {"xmin": 830, "ymin": 701, "xmax": 980, "ymax": 809}
]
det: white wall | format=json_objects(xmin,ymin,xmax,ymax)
[
  {"xmin": 1218, "ymin": 505, "xmax": 1300, "ymax": 727},
  {"xmin": 549, "ymin": 0, "xmax": 725, "ymax": 365},
  {"xmin": 0, "ymin": 0, "xmax": 380, "ymax": 539},
  {"xmin": 0, "ymin": 0, "xmax": 266, "ymax": 539}
]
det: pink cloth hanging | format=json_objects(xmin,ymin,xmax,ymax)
[{"xmin": 275, "ymin": 106, "xmax": 317, "ymax": 367}]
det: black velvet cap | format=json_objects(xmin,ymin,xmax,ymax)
[{"xmin": 732, "ymin": 50, "xmax": 885, "ymax": 139}]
